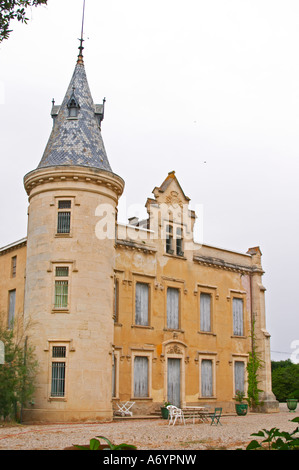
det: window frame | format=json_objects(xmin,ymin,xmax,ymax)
[
  {"xmin": 134, "ymin": 281, "xmax": 150, "ymax": 327},
  {"xmin": 198, "ymin": 353, "xmax": 217, "ymax": 399},
  {"xmin": 8, "ymin": 289, "xmax": 16, "ymax": 329},
  {"xmin": 55, "ymin": 198, "xmax": 73, "ymax": 237},
  {"xmin": 11, "ymin": 256, "xmax": 17, "ymax": 278},
  {"xmin": 48, "ymin": 342, "xmax": 69, "ymax": 400},
  {"xmin": 131, "ymin": 350, "xmax": 153, "ymax": 400},
  {"xmin": 166, "ymin": 286, "xmax": 181, "ymax": 330},
  {"xmin": 233, "ymin": 357, "xmax": 248, "ymax": 397},
  {"xmin": 52, "ymin": 264, "xmax": 72, "ymax": 313},
  {"xmin": 232, "ymin": 296, "xmax": 245, "ymax": 337}
]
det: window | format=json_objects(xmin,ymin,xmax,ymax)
[
  {"xmin": 166, "ymin": 225, "xmax": 173, "ymax": 254},
  {"xmin": 51, "ymin": 346, "xmax": 66, "ymax": 397},
  {"xmin": 176, "ymin": 227, "xmax": 184, "ymax": 256},
  {"xmin": 112, "ymin": 353, "xmax": 117, "ymax": 397},
  {"xmin": 67, "ymin": 89, "xmax": 80, "ymax": 118},
  {"xmin": 135, "ymin": 282, "xmax": 149, "ymax": 326},
  {"xmin": 233, "ymin": 298, "xmax": 244, "ymax": 336},
  {"xmin": 57, "ymin": 200, "xmax": 71, "ymax": 234},
  {"xmin": 11, "ymin": 256, "xmax": 17, "ymax": 278},
  {"xmin": 234, "ymin": 361, "xmax": 245, "ymax": 394},
  {"xmin": 134, "ymin": 356, "xmax": 149, "ymax": 397},
  {"xmin": 201, "ymin": 359, "xmax": 213, "ymax": 397},
  {"xmin": 200, "ymin": 293, "xmax": 211, "ymax": 332},
  {"xmin": 167, "ymin": 287, "xmax": 180, "ymax": 329},
  {"xmin": 114, "ymin": 279, "xmax": 119, "ymax": 323},
  {"xmin": 54, "ymin": 267, "xmax": 69, "ymax": 309},
  {"xmin": 8, "ymin": 290, "xmax": 16, "ymax": 329}
]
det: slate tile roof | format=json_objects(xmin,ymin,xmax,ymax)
[{"xmin": 37, "ymin": 60, "xmax": 112, "ymax": 172}]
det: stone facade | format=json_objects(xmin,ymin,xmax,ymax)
[{"xmin": 0, "ymin": 51, "xmax": 278, "ymax": 422}]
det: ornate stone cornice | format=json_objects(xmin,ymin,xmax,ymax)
[
  {"xmin": 115, "ymin": 239, "xmax": 156, "ymax": 255},
  {"xmin": 193, "ymin": 254, "xmax": 264, "ymax": 275},
  {"xmin": 23, "ymin": 165, "xmax": 124, "ymax": 199}
]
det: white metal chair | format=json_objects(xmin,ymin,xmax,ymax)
[
  {"xmin": 167, "ymin": 405, "xmax": 186, "ymax": 425},
  {"xmin": 115, "ymin": 401, "xmax": 135, "ymax": 416}
]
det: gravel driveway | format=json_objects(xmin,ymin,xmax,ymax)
[{"xmin": 0, "ymin": 404, "xmax": 297, "ymax": 450}]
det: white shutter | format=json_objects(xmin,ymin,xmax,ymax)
[
  {"xmin": 134, "ymin": 357, "xmax": 149, "ymax": 397},
  {"xmin": 201, "ymin": 359, "xmax": 213, "ymax": 397},
  {"xmin": 234, "ymin": 361, "xmax": 245, "ymax": 393},
  {"xmin": 135, "ymin": 283, "xmax": 149, "ymax": 326},
  {"xmin": 233, "ymin": 298, "xmax": 244, "ymax": 336},
  {"xmin": 8, "ymin": 290, "xmax": 16, "ymax": 328},
  {"xmin": 167, "ymin": 287, "xmax": 179, "ymax": 329},
  {"xmin": 200, "ymin": 293, "xmax": 211, "ymax": 332}
]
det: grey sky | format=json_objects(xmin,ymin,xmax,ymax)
[{"xmin": 0, "ymin": 0, "xmax": 298, "ymax": 363}]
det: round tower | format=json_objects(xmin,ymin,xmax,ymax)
[{"xmin": 23, "ymin": 48, "xmax": 124, "ymax": 422}]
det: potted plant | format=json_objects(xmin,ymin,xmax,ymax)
[
  {"xmin": 161, "ymin": 401, "xmax": 171, "ymax": 419},
  {"xmin": 234, "ymin": 390, "xmax": 248, "ymax": 416},
  {"xmin": 286, "ymin": 395, "xmax": 298, "ymax": 412}
]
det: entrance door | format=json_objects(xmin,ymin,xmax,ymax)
[{"xmin": 167, "ymin": 358, "xmax": 181, "ymax": 407}]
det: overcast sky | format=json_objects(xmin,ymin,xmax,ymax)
[{"xmin": 0, "ymin": 0, "xmax": 298, "ymax": 363}]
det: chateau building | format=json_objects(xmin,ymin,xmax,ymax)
[{"xmin": 0, "ymin": 45, "xmax": 278, "ymax": 422}]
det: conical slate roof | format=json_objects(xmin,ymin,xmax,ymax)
[{"xmin": 37, "ymin": 58, "xmax": 112, "ymax": 172}]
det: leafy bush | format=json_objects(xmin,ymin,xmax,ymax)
[
  {"xmin": 246, "ymin": 417, "xmax": 299, "ymax": 450},
  {"xmin": 0, "ymin": 325, "xmax": 37, "ymax": 421},
  {"xmin": 75, "ymin": 436, "xmax": 137, "ymax": 450}
]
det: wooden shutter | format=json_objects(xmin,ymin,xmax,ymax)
[
  {"xmin": 8, "ymin": 290, "xmax": 16, "ymax": 328},
  {"xmin": 201, "ymin": 359, "xmax": 213, "ymax": 397},
  {"xmin": 200, "ymin": 293, "xmax": 211, "ymax": 332},
  {"xmin": 135, "ymin": 283, "xmax": 149, "ymax": 326},
  {"xmin": 167, "ymin": 358, "xmax": 181, "ymax": 407},
  {"xmin": 233, "ymin": 298, "xmax": 243, "ymax": 336},
  {"xmin": 167, "ymin": 287, "xmax": 179, "ymax": 329},
  {"xmin": 134, "ymin": 357, "xmax": 148, "ymax": 397},
  {"xmin": 234, "ymin": 361, "xmax": 245, "ymax": 393}
]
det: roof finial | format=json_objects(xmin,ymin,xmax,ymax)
[{"xmin": 77, "ymin": 0, "xmax": 86, "ymax": 64}]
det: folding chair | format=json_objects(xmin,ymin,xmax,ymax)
[
  {"xmin": 209, "ymin": 407, "xmax": 222, "ymax": 425},
  {"xmin": 115, "ymin": 401, "xmax": 135, "ymax": 416},
  {"xmin": 167, "ymin": 405, "xmax": 186, "ymax": 426}
]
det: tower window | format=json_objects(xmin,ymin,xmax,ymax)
[
  {"xmin": 54, "ymin": 267, "xmax": 69, "ymax": 309},
  {"xmin": 57, "ymin": 200, "xmax": 71, "ymax": 234}
]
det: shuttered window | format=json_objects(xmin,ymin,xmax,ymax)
[
  {"xmin": 200, "ymin": 293, "xmax": 211, "ymax": 332},
  {"xmin": 135, "ymin": 282, "xmax": 149, "ymax": 326},
  {"xmin": 8, "ymin": 290, "xmax": 16, "ymax": 329},
  {"xmin": 112, "ymin": 354, "xmax": 117, "ymax": 397},
  {"xmin": 201, "ymin": 359, "xmax": 213, "ymax": 397},
  {"xmin": 234, "ymin": 361, "xmax": 245, "ymax": 394},
  {"xmin": 134, "ymin": 356, "xmax": 148, "ymax": 397},
  {"xmin": 233, "ymin": 298, "xmax": 244, "ymax": 336},
  {"xmin": 167, "ymin": 287, "xmax": 179, "ymax": 329}
]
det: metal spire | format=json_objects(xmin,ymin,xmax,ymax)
[{"xmin": 77, "ymin": 0, "xmax": 86, "ymax": 64}]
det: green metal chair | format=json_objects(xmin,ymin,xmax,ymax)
[{"xmin": 209, "ymin": 407, "xmax": 222, "ymax": 425}]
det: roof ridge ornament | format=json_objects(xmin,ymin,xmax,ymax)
[{"xmin": 77, "ymin": 0, "xmax": 86, "ymax": 64}]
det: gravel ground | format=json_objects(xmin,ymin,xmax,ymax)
[{"xmin": 0, "ymin": 404, "xmax": 298, "ymax": 451}]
